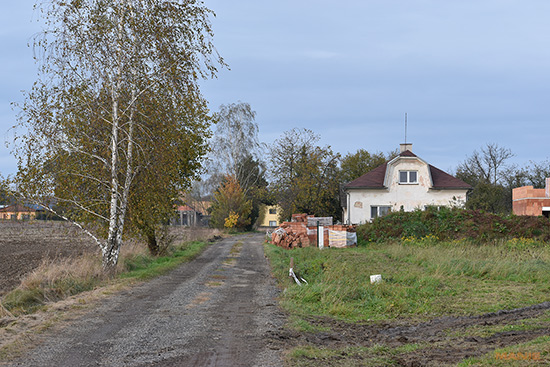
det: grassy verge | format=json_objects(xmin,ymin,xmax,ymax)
[
  {"xmin": 267, "ymin": 239, "xmax": 550, "ymax": 321},
  {"xmin": 120, "ymin": 240, "xmax": 209, "ymax": 280},
  {"xmin": 1, "ymin": 239, "xmax": 211, "ymax": 316},
  {"xmin": 265, "ymin": 238, "xmax": 550, "ymax": 365}
]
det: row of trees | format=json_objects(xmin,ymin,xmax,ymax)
[
  {"xmin": 203, "ymin": 102, "xmax": 399, "ymax": 230},
  {"xmin": 456, "ymin": 143, "xmax": 550, "ymax": 213},
  {"xmin": 204, "ymin": 103, "xmax": 550, "ymax": 229},
  {"xmin": 5, "ymin": 2, "xmax": 547, "ymax": 273}
]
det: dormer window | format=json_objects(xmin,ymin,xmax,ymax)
[{"xmin": 399, "ymin": 170, "xmax": 417, "ymax": 184}]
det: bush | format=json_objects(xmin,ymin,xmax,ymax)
[{"xmin": 357, "ymin": 207, "xmax": 550, "ymax": 245}]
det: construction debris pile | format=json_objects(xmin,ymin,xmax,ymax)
[{"xmin": 271, "ymin": 213, "xmax": 357, "ymax": 249}]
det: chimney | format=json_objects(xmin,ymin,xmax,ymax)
[
  {"xmin": 546, "ymin": 178, "xmax": 550, "ymax": 198},
  {"xmin": 400, "ymin": 143, "xmax": 412, "ymax": 153}
]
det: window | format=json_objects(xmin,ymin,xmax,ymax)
[
  {"xmin": 269, "ymin": 208, "xmax": 277, "ymax": 215},
  {"xmin": 371, "ymin": 206, "xmax": 391, "ymax": 219},
  {"xmin": 399, "ymin": 170, "xmax": 417, "ymax": 184},
  {"xmin": 424, "ymin": 205, "xmax": 444, "ymax": 211},
  {"xmin": 269, "ymin": 220, "xmax": 277, "ymax": 227}
]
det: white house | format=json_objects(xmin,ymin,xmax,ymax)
[{"xmin": 342, "ymin": 144, "xmax": 471, "ymax": 224}]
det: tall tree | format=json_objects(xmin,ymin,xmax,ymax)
[
  {"xmin": 526, "ymin": 159, "xmax": 550, "ymax": 188},
  {"xmin": 340, "ymin": 149, "xmax": 390, "ymax": 183},
  {"xmin": 205, "ymin": 102, "xmax": 268, "ymax": 229},
  {"xmin": 235, "ymin": 154, "xmax": 270, "ymax": 229},
  {"xmin": 456, "ymin": 143, "xmax": 515, "ymax": 213},
  {"xmin": 456, "ymin": 143, "xmax": 514, "ymax": 186},
  {"xmin": 12, "ymin": 0, "xmax": 224, "ymax": 270},
  {"xmin": 208, "ymin": 102, "xmax": 265, "ymax": 194},
  {"xmin": 270, "ymin": 128, "xmax": 340, "ymax": 221}
]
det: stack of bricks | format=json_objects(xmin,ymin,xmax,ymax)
[
  {"xmin": 271, "ymin": 221, "xmax": 311, "ymax": 249},
  {"xmin": 270, "ymin": 213, "xmax": 357, "ymax": 249},
  {"xmin": 291, "ymin": 213, "xmax": 312, "ymax": 223}
]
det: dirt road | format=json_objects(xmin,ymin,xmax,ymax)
[{"xmin": 5, "ymin": 233, "xmax": 285, "ymax": 367}]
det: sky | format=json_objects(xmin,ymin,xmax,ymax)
[{"xmin": 1, "ymin": 1, "xmax": 549, "ymax": 176}]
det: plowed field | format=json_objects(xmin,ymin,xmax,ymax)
[{"xmin": 0, "ymin": 221, "xmax": 98, "ymax": 296}]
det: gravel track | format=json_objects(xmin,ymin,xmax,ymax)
[{"xmin": 5, "ymin": 233, "xmax": 285, "ymax": 367}]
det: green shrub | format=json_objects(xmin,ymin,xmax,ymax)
[{"xmin": 357, "ymin": 208, "xmax": 550, "ymax": 245}]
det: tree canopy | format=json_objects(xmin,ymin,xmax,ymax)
[
  {"xmin": 455, "ymin": 143, "xmax": 515, "ymax": 213},
  {"xmin": 269, "ymin": 128, "xmax": 340, "ymax": 221},
  {"xmin": 340, "ymin": 149, "xmax": 398, "ymax": 184},
  {"xmin": 12, "ymin": 0, "xmax": 224, "ymax": 269},
  {"xmin": 209, "ymin": 175, "xmax": 252, "ymax": 230}
]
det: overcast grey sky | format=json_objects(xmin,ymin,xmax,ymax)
[{"xmin": 1, "ymin": 1, "xmax": 549, "ymax": 176}]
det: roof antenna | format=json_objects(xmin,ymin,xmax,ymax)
[{"xmin": 404, "ymin": 112, "xmax": 407, "ymax": 143}]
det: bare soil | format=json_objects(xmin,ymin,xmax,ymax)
[
  {"xmin": 273, "ymin": 302, "xmax": 550, "ymax": 366},
  {"xmin": 0, "ymin": 222, "xmax": 220, "ymax": 297},
  {"xmin": 0, "ymin": 221, "xmax": 98, "ymax": 295}
]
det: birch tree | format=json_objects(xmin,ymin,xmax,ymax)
[
  {"xmin": 12, "ymin": 0, "xmax": 224, "ymax": 270},
  {"xmin": 208, "ymin": 102, "xmax": 265, "ymax": 194}
]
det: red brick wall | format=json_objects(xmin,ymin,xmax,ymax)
[{"xmin": 512, "ymin": 185, "xmax": 550, "ymax": 216}]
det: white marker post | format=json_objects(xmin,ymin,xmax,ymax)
[{"xmin": 317, "ymin": 221, "xmax": 324, "ymax": 250}]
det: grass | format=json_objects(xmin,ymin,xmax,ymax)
[
  {"xmin": 119, "ymin": 240, "xmax": 208, "ymax": 280},
  {"xmin": 266, "ymin": 240, "xmax": 550, "ymax": 321},
  {"xmin": 459, "ymin": 336, "xmax": 550, "ymax": 366},
  {"xmin": 265, "ymin": 237, "xmax": 550, "ymax": 365},
  {"xmin": 286, "ymin": 343, "xmax": 422, "ymax": 367}
]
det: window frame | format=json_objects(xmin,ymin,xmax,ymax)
[
  {"xmin": 399, "ymin": 170, "xmax": 418, "ymax": 184},
  {"xmin": 371, "ymin": 205, "xmax": 392, "ymax": 219}
]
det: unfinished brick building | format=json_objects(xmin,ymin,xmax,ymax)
[{"xmin": 512, "ymin": 178, "xmax": 550, "ymax": 217}]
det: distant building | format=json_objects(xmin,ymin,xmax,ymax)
[
  {"xmin": 0, "ymin": 204, "xmax": 45, "ymax": 221},
  {"xmin": 172, "ymin": 193, "xmax": 213, "ymax": 227},
  {"xmin": 342, "ymin": 143, "xmax": 472, "ymax": 224},
  {"xmin": 258, "ymin": 205, "xmax": 281, "ymax": 227},
  {"xmin": 512, "ymin": 178, "xmax": 550, "ymax": 217}
]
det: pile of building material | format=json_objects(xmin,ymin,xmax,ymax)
[{"xmin": 270, "ymin": 213, "xmax": 357, "ymax": 249}]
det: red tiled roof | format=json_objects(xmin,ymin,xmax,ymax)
[
  {"xmin": 176, "ymin": 205, "xmax": 195, "ymax": 212},
  {"xmin": 344, "ymin": 150, "xmax": 472, "ymax": 190},
  {"xmin": 345, "ymin": 162, "xmax": 388, "ymax": 188},
  {"xmin": 429, "ymin": 165, "xmax": 472, "ymax": 189},
  {"xmin": 0, "ymin": 204, "xmax": 39, "ymax": 213}
]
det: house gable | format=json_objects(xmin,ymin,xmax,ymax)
[
  {"xmin": 342, "ymin": 146, "xmax": 471, "ymax": 224},
  {"xmin": 345, "ymin": 150, "xmax": 471, "ymax": 191},
  {"xmin": 383, "ymin": 152, "xmax": 432, "ymax": 189}
]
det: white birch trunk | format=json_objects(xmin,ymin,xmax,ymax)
[{"xmin": 103, "ymin": 2, "xmax": 125, "ymax": 270}]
